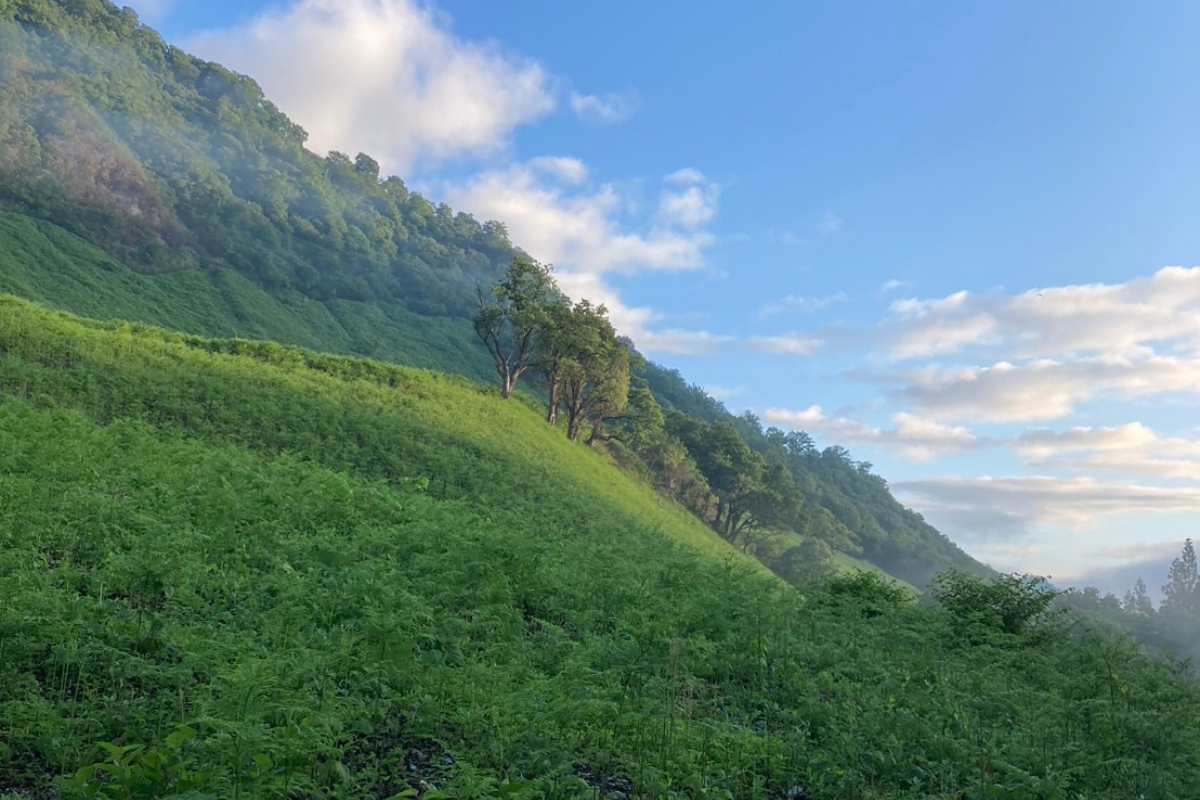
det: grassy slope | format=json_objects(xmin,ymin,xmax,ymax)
[
  {"xmin": 0, "ymin": 212, "xmax": 498, "ymax": 386},
  {"xmin": 0, "ymin": 215, "xmax": 909, "ymax": 584},
  {"xmin": 3, "ymin": 298, "xmax": 1200, "ymax": 800},
  {"xmin": 0, "ymin": 295, "xmax": 754, "ymax": 567}
]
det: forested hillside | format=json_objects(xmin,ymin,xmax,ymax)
[
  {"xmin": 3, "ymin": 297, "xmax": 1200, "ymax": 799},
  {"xmin": 0, "ymin": 0, "xmax": 987, "ymax": 585}
]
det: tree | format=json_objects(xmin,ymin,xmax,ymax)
[
  {"xmin": 666, "ymin": 414, "xmax": 806, "ymax": 549},
  {"xmin": 774, "ymin": 538, "xmax": 838, "ymax": 584},
  {"xmin": 1162, "ymin": 538, "xmax": 1199, "ymax": 618},
  {"xmin": 1122, "ymin": 577, "xmax": 1156, "ymax": 616},
  {"xmin": 555, "ymin": 302, "xmax": 629, "ymax": 441},
  {"xmin": 532, "ymin": 300, "xmax": 575, "ymax": 426},
  {"xmin": 473, "ymin": 257, "xmax": 560, "ymax": 399},
  {"xmin": 932, "ymin": 572, "xmax": 1060, "ymax": 637}
]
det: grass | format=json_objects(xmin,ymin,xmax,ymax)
[
  {"xmin": 2, "ymin": 298, "xmax": 1200, "ymax": 799},
  {"xmin": 0, "ymin": 211, "xmax": 497, "ymax": 385}
]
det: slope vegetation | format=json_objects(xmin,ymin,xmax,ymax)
[
  {"xmin": 0, "ymin": 0, "xmax": 989, "ymax": 585},
  {"xmin": 2, "ymin": 298, "xmax": 1200, "ymax": 800}
]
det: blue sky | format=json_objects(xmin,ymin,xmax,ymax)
[{"xmin": 132, "ymin": 0, "xmax": 1200, "ymax": 590}]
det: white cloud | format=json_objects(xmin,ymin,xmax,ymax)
[
  {"xmin": 757, "ymin": 292, "xmax": 847, "ymax": 318},
  {"xmin": 442, "ymin": 160, "xmax": 725, "ymax": 354},
  {"xmin": 665, "ymin": 168, "xmax": 705, "ymax": 185},
  {"xmin": 569, "ymin": 90, "xmax": 640, "ymax": 125},
  {"xmin": 883, "ymin": 267, "xmax": 1200, "ymax": 362},
  {"xmin": 657, "ymin": 171, "xmax": 720, "ymax": 229},
  {"xmin": 890, "ymin": 354, "xmax": 1200, "ymax": 423},
  {"xmin": 636, "ymin": 328, "xmax": 734, "ymax": 355},
  {"xmin": 443, "ymin": 161, "xmax": 715, "ymax": 276},
  {"xmin": 749, "ymin": 334, "xmax": 823, "ymax": 356},
  {"xmin": 880, "ymin": 279, "xmax": 910, "ymax": 295},
  {"xmin": 185, "ymin": 0, "xmax": 557, "ymax": 173},
  {"xmin": 894, "ymin": 475, "xmax": 1200, "ymax": 540},
  {"xmin": 1016, "ymin": 423, "xmax": 1200, "ymax": 481},
  {"xmin": 762, "ymin": 406, "xmax": 979, "ymax": 462},
  {"xmin": 527, "ymin": 156, "xmax": 589, "ymax": 185}
]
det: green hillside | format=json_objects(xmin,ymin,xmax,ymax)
[
  {"xmin": 3, "ymin": 298, "xmax": 1200, "ymax": 799},
  {"xmin": 0, "ymin": 212, "xmax": 497, "ymax": 386},
  {"xmin": 0, "ymin": 0, "xmax": 989, "ymax": 586}
]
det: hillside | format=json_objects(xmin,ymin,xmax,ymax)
[
  {"xmin": 3, "ymin": 297, "xmax": 1200, "ymax": 799},
  {"xmin": 0, "ymin": 0, "xmax": 986, "ymax": 586}
]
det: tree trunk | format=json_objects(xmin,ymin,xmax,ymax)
[
  {"xmin": 547, "ymin": 378, "xmax": 559, "ymax": 425},
  {"xmin": 566, "ymin": 408, "xmax": 583, "ymax": 441}
]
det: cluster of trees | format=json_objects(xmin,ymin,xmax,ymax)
[
  {"xmin": 0, "ymin": 0, "xmax": 519, "ymax": 313},
  {"xmin": 1065, "ymin": 538, "xmax": 1200, "ymax": 670},
  {"xmin": 474, "ymin": 259, "xmax": 868, "ymax": 582},
  {"xmin": 473, "ymin": 257, "xmax": 629, "ymax": 443}
]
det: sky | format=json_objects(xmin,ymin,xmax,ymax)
[{"xmin": 129, "ymin": 0, "xmax": 1200, "ymax": 592}]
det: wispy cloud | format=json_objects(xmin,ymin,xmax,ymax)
[
  {"xmin": 527, "ymin": 156, "xmax": 589, "ymax": 185},
  {"xmin": 757, "ymin": 291, "xmax": 847, "ymax": 318},
  {"xmin": 657, "ymin": 170, "xmax": 720, "ymax": 229},
  {"xmin": 569, "ymin": 90, "xmax": 640, "ymax": 126},
  {"xmin": 749, "ymin": 334, "xmax": 823, "ymax": 356},
  {"xmin": 883, "ymin": 267, "xmax": 1200, "ymax": 362},
  {"xmin": 888, "ymin": 355, "xmax": 1200, "ymax": 424},
  {"xmin": 1016, "ymin": 423, "xmax": 1200, "ymax": 481},
  {"xmin": 879, "ymin": 278, "xmax": 911, "ymax": 295},
  {"xmin": 894, "ymin": 475, "xmax": 1200, "ymax": 540},
  {"xmin": 763, "ymin": 406, "xmax": 980, "ymax": 462},
  {"xmin": 185, "ymin": 0, "xmax": 556, "ymax": 173}
]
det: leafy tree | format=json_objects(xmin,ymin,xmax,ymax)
[
  {"xmin": 554, "ymin": 301, "xmax": 629, "ymax": 441},
  {"xmin": 1162, "ymin": 538, "xmax": 1199, "ymax": 618},
  {"xmin": 1122, "ymin": 577, "xmax": 1156, "ymax": 616},
  {"xmin": 773, "ymin": 538, "xmax": 838, "ymax": 584},
  {"xmin": 933, "ymin": 571, "xmax": 1060, "ymax": 637},
  {"xmin": 473, "ymin": 256, "xmax": 559, "ymax": 399}
]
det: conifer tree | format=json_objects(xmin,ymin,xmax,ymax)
[{"xmin": 1162, "ymin": 538, "xmax": 1199, "ymax": 617}]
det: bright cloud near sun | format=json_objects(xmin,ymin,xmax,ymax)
[{"xmin": 185, "ymin": 0, "xmax": 557, "ymax": 173}]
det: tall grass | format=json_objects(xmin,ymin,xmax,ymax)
[{"xmin": 2, "ymin": 298, "xmax": 1199, "ymax": 799}]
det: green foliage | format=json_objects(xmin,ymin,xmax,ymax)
[
  {"xmin": 473, "ymin": 256, "xmax": 561, "ymax": 398},
  {"xmin": 1162, "ymin": 537, "xmax": 1200, "ymax": 618},
  {"xmin": 0, "ymin": 0, "xmax": 993, "ymax": 592},
  {"xmin": 1, "ymin": 299, "xmax": 1200, "ymax": 799},
  {"xmin": 0, "ymin": 0, "xmax": 519, "ymax": 314},
  {"xmin": 933, "ymin": 572, "xmax": 1061, "ymax": 637},
  {"xmin": 773, "ymin": 539, "xmax": 838, "ymax": 584}
]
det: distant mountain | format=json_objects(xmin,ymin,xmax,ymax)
[{"xmin": 0, "ymin": 0, "xmax": 988, "ymax": 585}]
